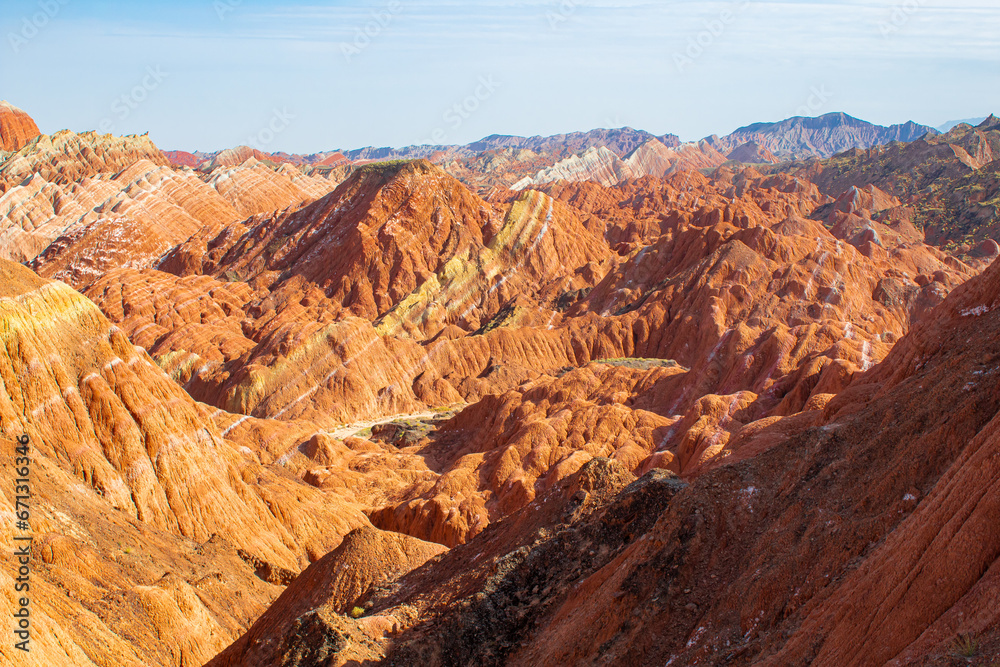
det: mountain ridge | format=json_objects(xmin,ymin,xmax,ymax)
[{"xmin": 161, "ymin": 113, "xmax": 940, "ymax": 171}]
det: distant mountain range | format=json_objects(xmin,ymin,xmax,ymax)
[
  {"xmin": 165, "ymin": 112, "xmax": 939, "ymax": 172},
  {"xmin": 507, "ymin": 114, "xmax": 939, "ymax": 190},
  {"xmin": 464, "ymin": 127, "xmax": 681, "ymax": 157},
  {"xmin": 705, "ymin": 112, "xmax": 936, "ymax": 160}
]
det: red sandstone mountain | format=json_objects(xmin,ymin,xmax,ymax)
[
  {"xmin": 511, "ymin": 140, "xmax": 730, "ymax": 190},
  {"xmin": 788, "ymin": 116, "xmax": 1000, "ymax": 249},
  {"xmin": 442, "ymin": 147, "xmax": 571, "ymax": 194},
  {"xmin": 0, "ymin": 259, "xmax": 376, "ymax": 665},
  {"xmin": 77, "ymin": 158, "xmax": 975, "ymax": 560},
  {"xmin": 162, "ymin": 116, "xmax": 942, "ymax": 198},
  {"xmin": 204, "ymin": 146, "xmax": 293, "ymax": 169},
  {"xmin": 0, "ymin": 129, "xmax": 170, "ymax": 195},
  {"xmin": 163, "ymin": 149, "xmax": 203, "ymax": 168},
  {"xmin": 2, "ymin": 105, "xmax": 999, "ymax": 667},
  {"xmin": 86, "ymin": 160, "xmax": 617, "ymax": 427},
  {"xmin": 205, "ymin": 215, "xmax": 1000, "ymax": 667},
  {"xmin": 164, "ymin": 147, "xmax": 353, "ymax": 171},
  {"xmin": 0, "ymin": 130, "xmax": 341, "ymax": 284},
  {"xmin": 0, "ymin": 100, "xmax": 41, "ymax": 151}
]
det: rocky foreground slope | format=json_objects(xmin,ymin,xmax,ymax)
[
  {"xmin": 0, "ymin": 259, "xmax": 377, "ymax": 666},
  {"xmin": 1, "ymin": 101, "xmax": 999, "ymax": 666}
]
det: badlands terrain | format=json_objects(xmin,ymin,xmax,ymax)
[{"xmin": 1, "ymin": 99, "xmax": 1000, "ymax": 665}]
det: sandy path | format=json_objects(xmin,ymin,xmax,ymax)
[
  {"xmin": 274, "ymin": 410, "xmax": 445, "ymax": 465},
  {"xmin": 327, "ymin": 411, "xmax": 441, "ymax": 440}
]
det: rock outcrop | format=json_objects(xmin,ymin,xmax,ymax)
[
  {"xmin": 512, "ymin": 146, "xmax": 638, "ymax": 189},
  {"xmin": 0, "ymin": 100, "xmax": 41, "ymax": 151},
  {"xmin": 0, "ymin": 130, "xmax": 169, "ymax": 192},
  {"xmin": 787, "ymin": 117, "xmax": 1000, "ymax": 248},
  {"xmin": 210, "ymin": 526, "xmax": 446, "ymax": 666}
]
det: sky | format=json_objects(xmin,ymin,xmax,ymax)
[{"xmin": 1, "ymin": 0, "xmax": 998, "ymax": 153}]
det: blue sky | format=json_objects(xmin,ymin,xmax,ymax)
[{"xmin": 2, "ymin": 0, "xmax": 998, "ymax": 153}]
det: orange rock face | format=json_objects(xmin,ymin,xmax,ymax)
[
  {"xmin": 0, "ymin": 259, "xmax": 373, "ymax": 664},
  {"xmin": 209, "ymin": 525, "xmax": 446, "ymax": 666},
  {"xmin": 0, "ymin": 100, "xmax": 41, "ymax": 151}
]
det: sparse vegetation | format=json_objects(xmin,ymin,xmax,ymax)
[
  {"xmin": 952, "ymin": 632, "xmax": 979, "ymax": 658},
  {"xmin": 472, "ymin": 302, "xmax": 521, "ymax": 336},
  {"xmin": 349, "ymin": 606, "xmax": 366, "ymax": 619},
  {"xmin": 357, "ymin": 159, "xmax": 414, "ymax": 176},
  {"xmin": 266, "ymin": 235, "xmax": 289, "ymax": 255}
]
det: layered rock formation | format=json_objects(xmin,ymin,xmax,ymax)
[
  {"xmin": 441, "ymin": 147, "xmax": 567, "ymax": 195},
  {"xmin": 159, "ymin": 114, "xmax": 947, "ymax": 200},
  {"xmin": 0, "ymin": 260, "xmax": 371, "ymax": 665},
  {"xmin": 0, "ymin": 132, "xmax": 341, "ymax": 287},
  {"xmin": 0, "ymin": 100, "xmax": 41, "ymax": 151},
  {"xmin": 466, "ymin": 127, "xmax": 681, "ymax": 157},
  {"xmin": 2, "ymin": 102, "xmax": 998, "ymax": 667},
  {"xmin": 77, "ymin": 157, "xmax": 976, "ymax": 561},
  {"xmin": 512, "ymin": 145, "xmax": 638, "ymax": 189},
  {"xmin": 85, "ymin": 160, "xmax": 615, "ymax": 425},
  {"xmin": 162, "ymin": 150, "xmax": 204, "ymax": 168},
  {"xmin": 210, "ymin": 526, "xmax": 446, "ymax": 666},
  {"xmin": 511, "ymin": 139, "xmax": 729, "ymax": 190},
  {"xmin": 726, "ymin": 141, "xmax": 779, "ymax": 164},
  {"xmin": 207, "ymin": 217, "xmax": 1000, "ymax": 667},
  {"xmin": 0, "ymin": 130, "xmax": 169, "ymax": 192},
  {"xmin": 624, "ymin": 139, "xmax": 729, "ymax": 178}
]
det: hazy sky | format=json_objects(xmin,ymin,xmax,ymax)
[{"xmin": 2, "ymin": 0, "xmax": 998, "ymax": 153}]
